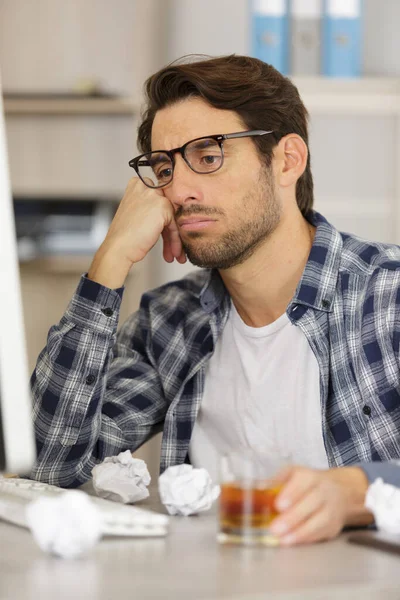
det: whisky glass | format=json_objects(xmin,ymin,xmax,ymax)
[{"xmin": 218, "ymin": 451, "xmax": 288, "ymax": 546}]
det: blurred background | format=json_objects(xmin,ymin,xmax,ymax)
[{"xmin": 1, "ymin": 0, "xmax": 400, "ymax": 477}]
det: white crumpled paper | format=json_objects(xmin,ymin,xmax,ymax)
[
  {"xmin": 158, "ymin": 464, "xmax": 220, "ymax": 516},
  {"xmin": 26, "ymin": 490, "xmax": 102, "ymax": 559},
  {"xmin": 92, "ymin": 450, "xmax": 151, "ymax": 504},
  {"xmin": 365, "ymin": 477, "xmax": 400, "ymax": 534}
]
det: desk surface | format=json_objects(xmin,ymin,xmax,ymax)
[{"xmin": 1, "ymin": 488, "xmax": 400, "ymax": 600}]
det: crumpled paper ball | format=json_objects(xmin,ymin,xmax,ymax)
[
  {"xmin": 158, "ymin": 464, "xmax": 220, "ymax": 516},
  {"xmin": 25, "ymin": 490, "xmax": 102, "ymax": 559},
  {"xmin": 365, "ymin": 477, "xmax": 400, "ymax": 534},
  {"xmin": 92, "ymin": 450, "xmax": 151, "ymax": 504}
]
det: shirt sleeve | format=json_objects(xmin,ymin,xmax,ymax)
[
  {"xmin": 30, "ymin": 275, "xmax": 167, "ymax": 488},
  {"xmin": 357, "ymin": 460, "xmax": 400, "ymax": 487}
]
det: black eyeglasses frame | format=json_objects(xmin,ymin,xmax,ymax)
[{"xmin": 128, "ymin": 129, "xmax": 277, "ymax": 189}]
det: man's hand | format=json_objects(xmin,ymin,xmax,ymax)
[
  {"xmin": 88, "ymin": 177, "xmax": 186, "ymax": 289},
  {"xmin": 269, "ymin": 466, "xmax": 374, "ymax": 546}
]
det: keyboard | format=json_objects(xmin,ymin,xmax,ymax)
[{"xmin": 0, "ymin": 476, "xmax": 169, "ymax": 537}]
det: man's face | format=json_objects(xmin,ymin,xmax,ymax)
[{"xmin": 151, "ymin": 97, "xmax": 281, "ymax": 269}]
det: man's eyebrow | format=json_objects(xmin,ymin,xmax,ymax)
[
  {"xmin": 147, "ymin": 152, "xmax": 171, "ymax": 165},
  {"xmin": 189, "ymin": 138, "xmax": 219, "ymax": 150}
]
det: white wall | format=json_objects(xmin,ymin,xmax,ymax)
[
  {"xmin": 166, "ymin": 0, "xmax": 250, "ymax": 62},
  {"xmin": 0, "ymin": 0, "xmax": 137, "ymax": 95},
  {"xmin": 363, "ymin": 0, "xmax": 400, "ymax": 76}
]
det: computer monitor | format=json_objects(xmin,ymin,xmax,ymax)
[{"xmin": 0, "ymin": 69, "xmax": 36, "ymax": 474}]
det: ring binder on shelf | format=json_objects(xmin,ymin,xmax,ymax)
[
  {"xmin": 322, "ymin": 0, "xmax": 362, "ymax": 78},
  {"xmin": 291, "ymin": 0, "xmax": 322, "ymax": 76}
]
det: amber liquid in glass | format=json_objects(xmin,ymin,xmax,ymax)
[{"xmin": 219, "ymin": 482, "xmax": 281, "ymax": 545}]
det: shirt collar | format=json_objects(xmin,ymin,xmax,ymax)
[
  {"xmin": 199, "ymin": 210, "xmax": 343, "ymax": 314},
  {"xmin": 199, "ymin": 269, "xmax": 226, "ymax": 313},
  {"xmin": 291, "ymin": 210, "xmax": 343, "ymax": 313}
]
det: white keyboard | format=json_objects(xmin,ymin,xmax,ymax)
[{"xmin": 0, "ymin": 477, "xmax": 168, "ymax": 537}]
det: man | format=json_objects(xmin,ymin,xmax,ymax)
[{"xmin": 32, "ymin": 55, "xmax": 400, "ymax": 546}]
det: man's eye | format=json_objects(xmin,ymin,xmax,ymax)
[
  {"xmin": 201, "ymin": 155, "xmax": 218, "ymax": 165},
  {"xmin": 156, "ymin": 167, "xmax": 172, "ymax": 180}
]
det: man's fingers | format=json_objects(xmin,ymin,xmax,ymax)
[
  {"xmin": 270, "ymin": 468, "xmax": 347, "ymax": 545},
  {"xmin": 176, "ymin": 250, "xmax": 187, "ymax": 264},
  {"xmin": 158, "ymin": 187, "xmax": 186, "ymax": 263},
  {"xmin": 275, "ymin": 467, "xmax": 318, "ymax": 511},
  {"xmin": 161, "ymin": 221, "xmax": 185, "ymax": 263},
  {"xmin": 270, "ymin": 487, "xmax": 324, "ymax": 537},
  {"xmin": 279, "ymin": 507, "xmax": 340, "ymax": 546},
  {"xmin": 161, "ymin": 229, "xmax": 174, "ymax": 263},
  {"xmin": 168, "ymin": 222, "xmax": 184, "ymax": 258}
]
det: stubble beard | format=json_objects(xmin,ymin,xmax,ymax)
[{"xmin": 181, "ymin": 167, "xmax": 282, "ymax": 270}]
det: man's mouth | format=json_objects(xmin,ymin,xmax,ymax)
[{"xmin": 178, "ymin": 217, "xmax": 217, "ymax": 231}]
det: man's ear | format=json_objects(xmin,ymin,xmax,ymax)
[{"xmin": 275, "ymin": 134, "xmax": 308, "ymax": 188}]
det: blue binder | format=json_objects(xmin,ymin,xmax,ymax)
[
  {"xmin": 322, "ymin": 0, "xmax": 362, "ymax": 77},
  {"xmin": 251, "ymin": 0, "xmax": 289, "ymax": 75}
]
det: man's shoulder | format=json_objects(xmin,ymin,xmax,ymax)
[{"xmin": 340, "ymin": 230, "xmax": 400, "ymax": 278}]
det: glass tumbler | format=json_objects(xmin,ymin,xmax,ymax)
[{"xmin": 218, "ymin": 452, "xmax": 288, "ymax": 546}]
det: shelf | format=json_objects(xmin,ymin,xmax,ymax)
[
  {"xmin": 5, "ymin": 78, "xmax": 400, "ymax": 118},
  {"xmin": 4, "ymin": 96, "xmax": 138, "ymax": 116},
  {"xmin": 12, "ymin": 191, "xmax": 121, "ymax": 202},
  {"xmin": 291, "ymin": 76, "xmax": 400, "ymax": 115}
]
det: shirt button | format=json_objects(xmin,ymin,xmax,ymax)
[
  {"xmin": 86, "ymin": 374, "xmax": 96, "ymax": 385},
  {"xmin": 363, "ymin": 405, "xmax": 372, "ymax": 416},
  {"xmin": 321, "ymin": 299, "xmax": 330, "ymax": 309},
  {"xmin": 101, "ymin": 307, "xmax": 114, "ymax": 317}
]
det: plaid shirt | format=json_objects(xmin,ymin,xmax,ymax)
[{"xmin": 31, "ymin": 211, "xmax": 400, "ymax": 487}]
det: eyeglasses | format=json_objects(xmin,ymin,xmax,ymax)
[{"xmin": 128, "ymin": 130, "xmax": 276, "ymax": 189}]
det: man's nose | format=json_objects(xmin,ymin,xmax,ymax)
[{"xmin": 165, "ymin": 154, "xmax": 203, "ymax": 207}]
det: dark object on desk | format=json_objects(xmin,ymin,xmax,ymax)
[
  {"xmin": 348, "ymin": 531, "xmax": 400, "ymax": 556},
  {"xmin": 14, "ymin": 198, "xmax": 116, "ymax": 259}
]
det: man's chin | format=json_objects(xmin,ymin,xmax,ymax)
[
  {"xmin": 184, "ymin": 245, "xmax": 236, "ymax": 270},
  {"xmin": 181, "ymin": 230, "xmax": 207, "ymax": 240},
  {"xmin": 183, "ymin": 243, "xmax": 216, "ymax": 269}
]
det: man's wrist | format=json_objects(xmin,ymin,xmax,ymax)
[
  {"xmin": 324, "ymin": 466, "xmax": 374, "ymax": 527},
  {"xmin": 88, "ymin": 243, "xmax": 133, "ymax": 289}
]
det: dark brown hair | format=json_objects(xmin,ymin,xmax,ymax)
[{"xmin": 138, "ymin": 54, "xmax": 313, "ymax": 216}]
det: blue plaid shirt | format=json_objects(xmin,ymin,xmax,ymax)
[{"xmin": 31, "ymin": 211, "xmax": 400, "ymax": 487}]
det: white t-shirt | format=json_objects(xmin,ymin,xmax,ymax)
[{"xmin": 189, "ymin": 302, "xmax": 329, "ymax": 482}]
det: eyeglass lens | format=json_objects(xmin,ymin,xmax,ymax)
[{"xmin": 137, "ymin": 138, "xmax": 223, "ymax": 188}]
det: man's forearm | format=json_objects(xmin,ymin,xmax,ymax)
[{"xmin": 31, "ymin": 276, "xmax": 124, "ymax": 486}]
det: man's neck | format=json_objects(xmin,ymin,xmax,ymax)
[{"xmin": 219, "ymin": 213, "xmax": 315, "ymax": 328}]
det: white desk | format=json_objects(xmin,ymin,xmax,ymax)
[{"xmin": 1, "ymin": 489, "xmax": 400, "ymax": 600}]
